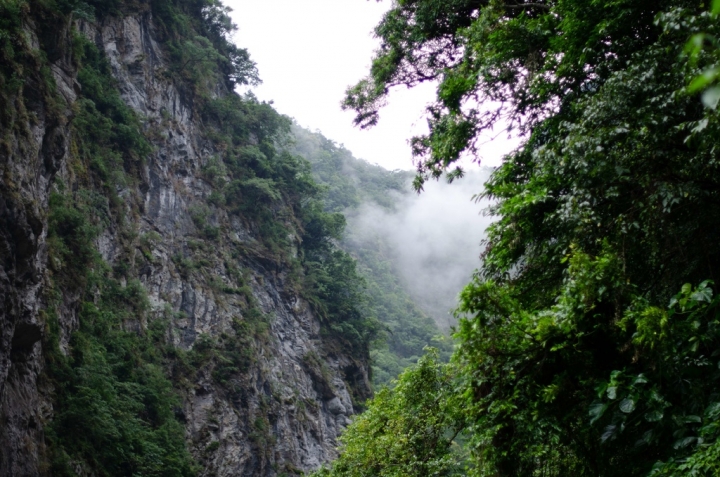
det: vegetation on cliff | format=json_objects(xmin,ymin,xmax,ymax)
[
  {"xmin": 44, "ymin": 31, "xmax": 196, "ymax": 474},
  {"xmin": 1, "ymin": 0, "xmax": 383, "ymax": 474}
]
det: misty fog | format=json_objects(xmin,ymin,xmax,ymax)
[{"xmin": 345, "ymin": 169, "xmax": 495, "ymax": 330}]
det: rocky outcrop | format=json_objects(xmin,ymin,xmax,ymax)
[
  {"xmin": 0, "ymin": 12, "xmax": 76, "ymax": 475},
  {"xmin": 0, "ymin": 8, "xmax": 369, "ymax": 477}
]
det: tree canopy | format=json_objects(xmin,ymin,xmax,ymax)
[{"xmin": 330, "ymin": 0, "xmax": 720, "ymax": 476}]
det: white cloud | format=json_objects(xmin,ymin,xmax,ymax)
[
  {"xmin": 227, "ymin": 0, "xmax": 520, "ymax": 171},
  {"xmin": 347, "ymin": 170, "xmax": 495, "ymax": 329}
]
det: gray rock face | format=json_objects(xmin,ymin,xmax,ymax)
[
  {"xmin": 0, "ymin": 15, "xmax": 76, "ymax": 476},
  {"xmin": 0, "ymin": 10, "xmax": 369, "ymax": 477}
]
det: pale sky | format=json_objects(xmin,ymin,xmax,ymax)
[{"xmin": 226, "ymin": 0, "xmax": 520, "ymax": 171}]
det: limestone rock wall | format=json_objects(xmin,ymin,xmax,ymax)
[
  {"xmin": 0, "ymin": 13, "xmax": 77, "ymax": 475},
  {"xmin": 0, "ymin": 8, "xmax": 368, "ymax": 477}
]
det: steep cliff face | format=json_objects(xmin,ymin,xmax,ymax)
[
  {"xmin": 0, "ymin": 3, "xmax": 370, "ymax": 476},
  {"xmin": 0, "ymin": 7, "xmax": 75, "ymax": 474}
]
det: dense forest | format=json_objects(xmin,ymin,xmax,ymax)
[{"xmin": 315, "ymin": 0, "xmax": 720, "ymax": 476}]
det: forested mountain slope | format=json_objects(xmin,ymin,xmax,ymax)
[
  {"xmin": 290, "ymin": 126, "xmax": 457, "ymax": 386},
  {"xmin": 0, "ymin": 1, "xmax": 378, "ymax": 475}
]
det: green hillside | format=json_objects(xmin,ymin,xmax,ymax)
[{"xmin": 291, "ymin": 126, "xmax": 453, "ymax": 387}]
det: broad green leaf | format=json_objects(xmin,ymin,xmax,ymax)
[
  {"xmin": 601, "ymin": 425, "xmax": 617, "ymax": 443},
  {"xmin": 690, "ymin": 283, "xmax": 712, "ymax": 302},
  {"xmin": 619, "ymin": 398, "xmax": 636, "ymax": 414},
  {"xmin": 689, "ymin": 67, "xmax": 719, "ymax": 93},
  {"xmin": 589, "ymin": 403, "xmax": 608, "ymax": 424},
  {"xmin": 607, "ymin": 387, "xmax": 618, "ymax": 400},
  {"xmin": 702, "ymin": 86, "xmax": 720, "ymax": 110},
  {"xmin": 673, "ymin": 436, "xmax": 697, "ymax": 449},
  {"xmin": 645, "ymin": 410, "xmax": 664, "ymax": 422},
  {"xmin": 686, "ymin": 33, "xmax": 705, "ymax": 53}
]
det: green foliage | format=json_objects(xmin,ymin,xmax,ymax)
[
  {"xmin": 0, "ymin": 0, "xmax": 66, "ymax": 150},
  {"xmin": 335, "ymin": 0, "xmax": 720, "ymax": 476},
  {"xmin": 72, "ymin": 32, "xmax": 151, "ymax": 213},
  {"xmin": 192, "ymin": 102, "xmax": 387, "ymax": 358},
  {"xmin": 196, "ymin": 94, "xmax": 322, "ymax": 260},
  {"xmin": 345, "ymin": 0, "xmax": 702, "ymax": 188},
  {"xmin": 292, "ymin": 125, "xmax": 411, "ymax": 211},
  {"xmin": 75, "ymin": 35, "xmax": 150, "ymax": 156},
  {"xmin": 602, "ymin": 281, "xmax": 720, "ymax": 476},
  {"xmin": 312, "ymin": 351, "xmax": 466, "ymax": 477},
  {"xmin": 0, "ymin": 0, "xmax": 25, "ymax": 67},
  {"xmin": 150, "ymin": 0, "xmax": 259, "ymax": 91},
  {"xmin": 193, "ymin": 281, "xmax": 271, "ymax": 388},
  {"xmin": 47, "ymin": 188, "xmax": 193, "ymax": 476},
  {"xmin": 48, "ymin": 189, "xmax": 100, "ymax": 282},
  {"xmin": 209, "ymin": 313, "xmax": 268, "ymax": 385},
  {"xmin": 189, "ymin": 204, "xmax": 220, "ymax": 240},
  {"xmin": 453, "ymin": 248, "xmax": 627, "ymax": 475},
  {"xmin": 300, "ymin": 199, "xmax": 383, "ymax": 355},
  {"xmin": 455, "ymin": 6, "xmax": 720, "ymax": 473},
  {"xmin": 685, "ymin": 3, "xmax": 720, "ymax": 109},
  {"xmin": 452, "ymin": 270, "xmax": 720, "ymax": 475},
  {"xmin": 46, "ymin": 267, "xmax": 195, "ymax": 477},
  {"xmin": 303, "ymin": 248, "xmax": 382, "ymax": 354},
  {"xmin": 353, "ymin": 236, "xmax": 453, "ymax": 387}
]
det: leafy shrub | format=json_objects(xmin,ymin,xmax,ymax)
[
  {"xmin": 312, "ymin": 351, "xmax": 466, "ymax": 477},
  {"xmin": 46, "ymin": 266, "xmax": 196, "ymax": 477}
]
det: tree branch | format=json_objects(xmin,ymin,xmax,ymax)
[{"xmin": 505, "ymin": 2, "xmax": 552, "ymax": 10}]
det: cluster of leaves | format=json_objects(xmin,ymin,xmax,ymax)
[
  {"xmin": 292, "ymin": 126, "xmax": 453, "ymax": 386},
  {"xmin": 312, "ymin": 351, "xmax": 467, "ymax": 477},
  {"xmin": 150, "ymin": 0, "xmax": 259, "ymax": 92},
  {"xmin": 345, "ymin": 0, "xmax": 709, "ymax": 189},
  {"xmin": 333, "ymin": 0, "xmax": 720, "ymax": 476},
  {"xmin": 0, "ymin": 0, "xmax": 70, "ymax": 155},
  {"xmin": 685, "ymin": 0, "xmax": 720, "ymax": 109},
  {"xmin": 171, "ymin": 310, "xmax": 267, "ymax": 390},
  {"xmin": 163, "ymin": 259, "xmax": 271, "ymax": 392},
  {"xmin": 199, "ymin": 93, "xmax": 320, "ymax": 259},
  {"xmin": 0, "ymin": 0, "xmax": 26, "ymax": 117},
  {"xmin": 46, "ymin": 262, "xmax": 196, "ymax": 477},
  {"xmin": 300, "ymin": 200, "xmax": 384, "ymax": 358},
  {"xmin": 71, "ymin": 33, "xmax": 151, "ymax": 202}
]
